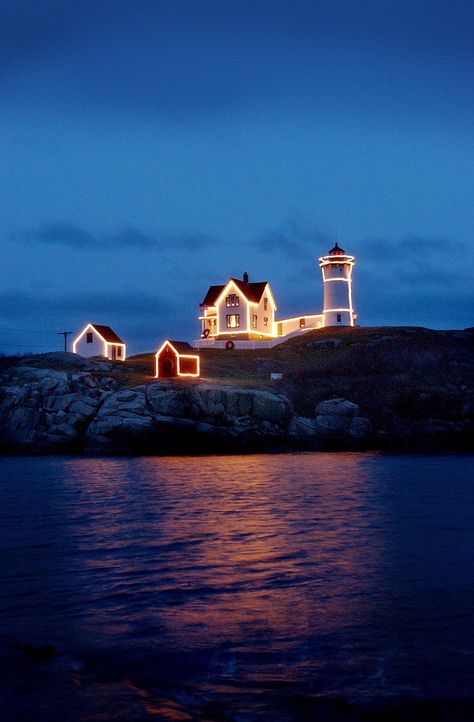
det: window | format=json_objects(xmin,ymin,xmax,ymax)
[
  {"xmin": 299, "ymin": 318, "xmax": 305, "ymax": 328},
  {"xmin": 263, "ymin": 297, "xmax": 268, "ymax": 311},
  {"xmin": 226, "ymin": 314, "xmax": 240, "ymax": 328},
  {"xmin": 252, "ymin": 314, "xmax": 257, "ymax": 328},
  {"xmin": 264, "ymin": 317, "xmax": 268, "ymax": 326},
  {"xmin": 86, "ymin": 332, "xmax": 93, "ymax": 343},
  {"xmin": 336, "ymin": 314, "xmax": 342, "ymax": 323},
  {"xmin": 117, "ymin": 346, "xmax": 122, "ymax": 358},
  {"xmin": 226, "ymin": 294, "xmax": 239, "ymax": 307}
]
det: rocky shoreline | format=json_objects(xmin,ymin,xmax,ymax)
[
  {"xmin": 0, "ymin": 350, "xmax": 472, "ymax": 454},
  {"xmin": 0, "ymin": 360, "xmax": 374, "ymax": 454}
]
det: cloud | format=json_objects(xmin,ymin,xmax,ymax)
[
  {"xmin": 16, "ymin": 222, "xmax": 95, "ymax": 248},
  {"xmin": 13, "ymin": 222, "xmax": 215, "ymax": 252},
  {"xmin": 0, "ymin": 289, "xmax": 169, "ymax": 319},
  {"xmin": 360, "ymin": 234, "xmax": 469, "ymax": 259},
  {"xmin": 258, "ymin": 220, "xmax": 331, "ymax": 258},
  {"xmin": 358, "ymin": 234, "xmax": 473, "ymax": 288},
  {"xmin": 353, "ymin": 233, "xmax": 474, "ymax": 327}
]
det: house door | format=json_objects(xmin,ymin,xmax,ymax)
[
  {"xmin": 159, "ymin": 355, "xmax": 176, "ymax": 378},
  {"xmin": 111, "ymin": 346, "xmax": 117, "ymax": 361}
]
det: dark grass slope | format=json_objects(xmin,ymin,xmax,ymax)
[
  {"xmin": 5, "ymin": 326, "xmax": 473, "ymax": 450},
  {"xmin": 125, "ymin": 326, "xmax": 474, "ymax": 449},
  {"xmin": 127, "ymin": 325, "xmax": 474, "ymax": 415}
]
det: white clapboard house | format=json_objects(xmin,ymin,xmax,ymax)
[{"xmin": 72, "ymin": 323, "xmax": 126, "ymax": 361}]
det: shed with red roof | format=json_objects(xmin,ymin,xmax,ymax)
[{"xmin": 155, "ymin": 340, "xmax": 200, "ymax": 379}]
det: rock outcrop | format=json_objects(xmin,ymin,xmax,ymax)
[
  {"xmin": 0, "ymin": 358, "xmax": 375, "ymax": 454},
  {"xmin": 82, "ymin": 384, "xmax": 292, "ymax": 453},
  {"xmin": 0, "ymin": 364, "xmax": 118, "ymax": 452},
  {"xmin": 315, "ymin": 398, "xmax": 373, "ymax": 442}
]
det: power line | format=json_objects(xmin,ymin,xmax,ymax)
[
  {"xmin": 0, "ymin": 325, "xmax": 59, "ymax": 335},
  {"xmin": 0, "ymin": 342, "xmax": 60, "ymax": 348}
]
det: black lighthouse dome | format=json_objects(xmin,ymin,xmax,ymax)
[{"xmin": 329, "ymin": 242, "xmax": 345, "ymax": 256}]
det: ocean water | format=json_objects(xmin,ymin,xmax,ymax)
[{"xmin": 1, "ymin": 453, "xmax": 474, "ymax": 721}]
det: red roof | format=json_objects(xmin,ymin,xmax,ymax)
[
  {"xmin": 201, "ymin": 278, "xmax": 269, "ymax": 305},
  {"xmin": 201, "ymin": 284, "xmax": 225, "ymax": 306},
  {"xmin": 161, "ymin": 340, "xmax": 198, "ymax": 355},
  {"xmin": 91, "ymin": 324, "xmax": 124, "ymax": 344},
  {"xmin": 230, "ymin": 278, "xmax": 268, "ymax": 303}
]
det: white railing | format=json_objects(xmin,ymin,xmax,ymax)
[{"xmin": 192, "ymin": 325, "xmax": 316, "ymax": 350}]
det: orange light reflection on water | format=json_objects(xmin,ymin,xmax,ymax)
[{"xmin": 62, "ymin": 453, "xmax": 386, "ymax": 659}]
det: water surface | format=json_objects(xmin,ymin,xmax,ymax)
[{"xmin": 1, "ymin": 453, "xmax": 474, "ymax": 720}]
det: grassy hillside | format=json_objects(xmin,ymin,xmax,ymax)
[
  {"xmin": 126, "ymin": 326, "xmax": 474, "ymax": 424},
  {"xmin": 4, "ymin": 326, "xmax": 472, "ymax": 448}
]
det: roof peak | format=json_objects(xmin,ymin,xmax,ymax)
[
  {"xmin": 202, "ymin": 277, "xmax": 270, "ymax": 306},
  {"xmin": 329, "ymin": 241, "xmax": 345, "ymax": 255},
  {"xmin": 230, "ymin": 276, "xmax": 266, "ymax": 286},
  {"xmin": 89, "ymin": 323, "xmax": 124, "ymax": 344}
]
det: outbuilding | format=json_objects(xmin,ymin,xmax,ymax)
[
  {"xmin": 155, "ymin": 340, "xmax": 200, "ymax": 379},
  {"xmin": 73, "ymin": 323, "xmax": 126, "ymax": 361}
]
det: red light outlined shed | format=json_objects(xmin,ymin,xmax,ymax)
[{"xmin": 155, "ymin": 340, "xmax": 200, "ymax": 378}]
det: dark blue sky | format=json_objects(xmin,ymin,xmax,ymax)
[{"xmin": 1, "ymin": 0, "xmax": 473, "ymax": 354}]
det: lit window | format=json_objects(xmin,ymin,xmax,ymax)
[
  {"xmin": 264, "ymin": 317, "xmax": 268, "ymax": 326},
  {"xmin": 252, "ymin": 314, "xmax": 257, "ymax": 328},
  {"xmin": 226, "ymin": 294, "xmax": 239, "ymax": 307},
  {"xmin": 264, "ymin": 297, "xmax": 268, "ymax": 311},
  {"xmin": 299, "ymin": 318, "xmax": 305, "ymax": 328},
  {"xmin": 336, "ymin": 314, "xmax": 342, "ymax": 323},
  {"xmin": 86, "ymin": 332, "xmax": 93, "ymax": 343},
  {"xmin": 226, "ymin": 314, "xmax": 240, "ymax": 328}
]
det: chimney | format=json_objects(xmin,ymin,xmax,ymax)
[{"xmin": 243, "ymin": 272, "xmax": 249, "ymax": 283}]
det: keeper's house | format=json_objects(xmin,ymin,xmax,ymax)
[
  {"xmin": 199, "ymin": 273, "xmax": 278, "ymax": 341},
  {"xmin": 73, "ymin": 323, "xmax": 126, "ymax": 361},
  {"xmin": 198, "ymin": 273, "xmax": 324, "ymax": 348},
  {"xmin": 155, "ymin": 340, "xmax": 200, "ymax": 379}
]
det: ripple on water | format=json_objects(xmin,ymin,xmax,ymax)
[{"xmin": 1, "ymin": 452, "xmax": 474, "ymax": 720}]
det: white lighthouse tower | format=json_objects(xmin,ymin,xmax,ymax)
[{"xmin": 319, "ymin": 242, "xmax": 355, "ymax": 327}]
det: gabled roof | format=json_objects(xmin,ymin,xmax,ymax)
[
  {"xmin": 90, "ymin": 324, "xmax": 124, "ymax": 344},
  {"xmin": 161, "ymin": 340, "xmax": 198, "ymax": 355},
  {"xmin": 201, "ymin": 284, "xmax": 225, "ymax": 306},
  {"xmin": 230, "ymin": 278, "xmax": 268, "ymax": 303},
  {"xmin": 202, "ymin": 278, "xmax": 269, "ymax": 306}
]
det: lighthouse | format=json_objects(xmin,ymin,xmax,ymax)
[{"xmin": 319, "ymin": 242, "xmax": 355, "ymax": 327}]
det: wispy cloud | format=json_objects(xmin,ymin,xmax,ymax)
[
  {"xmin": 258, "ymin": 221, "xmax": 331, "ymax": 258},
  {"xmin": 358, "ymin": 234, "xmax": 473, "ymax": 287},
  {"xmin": 0, "ymin": 289, "xmax": 169, "ymax": 318},
  {"xmin": 360, "ymin": 234, "xmax": 469, "ymax": 259},
  {"xmin": 13, "ymin": 222, "xmax": 215, "ymax": 252}
]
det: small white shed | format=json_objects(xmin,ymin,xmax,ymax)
[{"xmin": 72, "ymin": 323, "xmax": 126, "ymax": 361}]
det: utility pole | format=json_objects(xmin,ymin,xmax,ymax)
[{"xmin": 57, "ymin": 331, "xmax": 73, "ymax": 353}]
